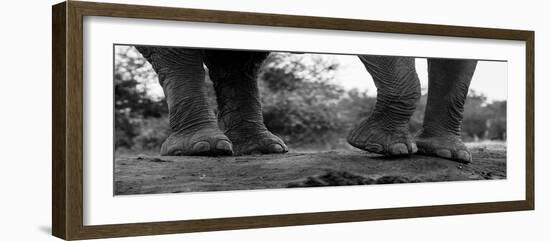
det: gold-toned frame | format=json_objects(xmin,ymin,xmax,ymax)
[{"xmin": 52, "ymin": 1, "xmax": 535, "ymax": 240}]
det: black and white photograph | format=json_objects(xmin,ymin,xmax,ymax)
[
  {"xmin": 2, "ymin": 0, "xmax": 546, "ymax": 240},
  {"xmin": 114, "ymin": 45, "xmax": 507, "ymax": 195}
]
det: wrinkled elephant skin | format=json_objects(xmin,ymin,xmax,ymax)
[{"xmin": 135, "ymin": 47, "xmax": 476, "ymax": 163}]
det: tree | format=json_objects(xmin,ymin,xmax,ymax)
[
  {"xmin": 486, "ymin": 101, "xmax": 507, "ymax": 140},
  {"xmin": 259, "ymin": 53, "xmax": 367, "ymax": 149},
  {"xmin": 114, "ymin": 46, "xmax": 167, "ymax": 149}
]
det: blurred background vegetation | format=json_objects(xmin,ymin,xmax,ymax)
[{"xmin": 115, "ymin": 46, "xmax": 507, "ymax": 155}]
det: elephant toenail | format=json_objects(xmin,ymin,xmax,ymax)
[
  {"xmin": 389, "ymin": 143, "xmax": 408, "ymax": 156},
  {"xmin": 457, "ymin": 150, "xmax": 472, "ymax": 163},
  {"xmin": 365, "ymin": 143, "xmax": 384, "ymax": 153},
  {"xmin": 268, "ymin": 144, "xmax": 284, "ymax": 153},
  {"xmin": 192, "ymin": 141, "xmax": 210, "ymax": 152},
  {"xmin": 410, "ymin": 143, "xmax": 418, "ymax": 153},
  {"xmin": 215, "ymin": 140, "xmax": 232, "ymax": 151},
  {"xmin": 435, "ymin": 149, "xmax": 452, "ymax": 159}
]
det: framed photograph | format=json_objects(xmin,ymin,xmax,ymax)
[{"xmin": 52, "ymin": 1, "xmax": 534, "ymax": 240}]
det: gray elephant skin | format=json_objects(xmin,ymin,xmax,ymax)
[{"xmin": 135, "ymin": 46, "xmax": 477, "ymax": 163}]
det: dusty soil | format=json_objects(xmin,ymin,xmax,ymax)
[{"xmin": 115, "ymin": 143, "xmax": 506, "ymax": 195}]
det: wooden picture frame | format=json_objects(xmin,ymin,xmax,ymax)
[{"xmin": 52, "ymin": 1, "xmax": 534, "ymax": 240}]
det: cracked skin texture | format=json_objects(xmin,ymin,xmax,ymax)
[
  {"xmin": 347, "ymin": 56, "xmax": 421, "ymax": 157},
  {"xmin": 415, "ymin": 59, "xmax": 478, "ymax": 163},
  {"xmin": 135, "ymin": 47, "xmax": 477, "ymax": 163},
  {"xmin": 347, "ymin": 56, "xmax": 477, "ymax": 163},
  {"xmin": 203, "ymin": 50, "xmax": 288, "ymax": 155},
  {"xmin": 136, "ymin": 47, "xmax": 233, "ymax": 156},
  {"xmin": 136, "ymin": 47, "xmax": 287, "ymax": 156}
]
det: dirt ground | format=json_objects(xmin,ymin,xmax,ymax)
[{"xmin": 114, "ymin": 142, "xmax": 506, "ymax": 195}]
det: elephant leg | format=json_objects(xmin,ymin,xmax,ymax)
[
  {"xmin": 135, "ymin": 46, "xmax": 232, "ymax": 156},
  {"xmin": 203, "ymin": 50, "xmax": 288, "ymax": 155},
  {"xmin": 348, "ymin": 56, "xmax": 421, "ymax": 156},
  {"xmin": 416, "ymin": 59, "xmax": 477, "ymax": 163}
]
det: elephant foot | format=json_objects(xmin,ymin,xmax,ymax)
[
  {"xmin": 415, "ymin": 130, "xmax": 471, "ymax": 163},
  {"xmin": 160, "ymin": 127, "xmax": 233, "ymax": 156},
  {"xmin": 227, "ymin": 130, "xmax": 288, "ymax": 155},
  {"xmin": 347, "ymin": 119, "xmax": 417, "ymax": 156}
]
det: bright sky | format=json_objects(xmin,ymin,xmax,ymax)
[{"xmin": 332, "ymin": 55, "xmax": 507, "ymax": 102}]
